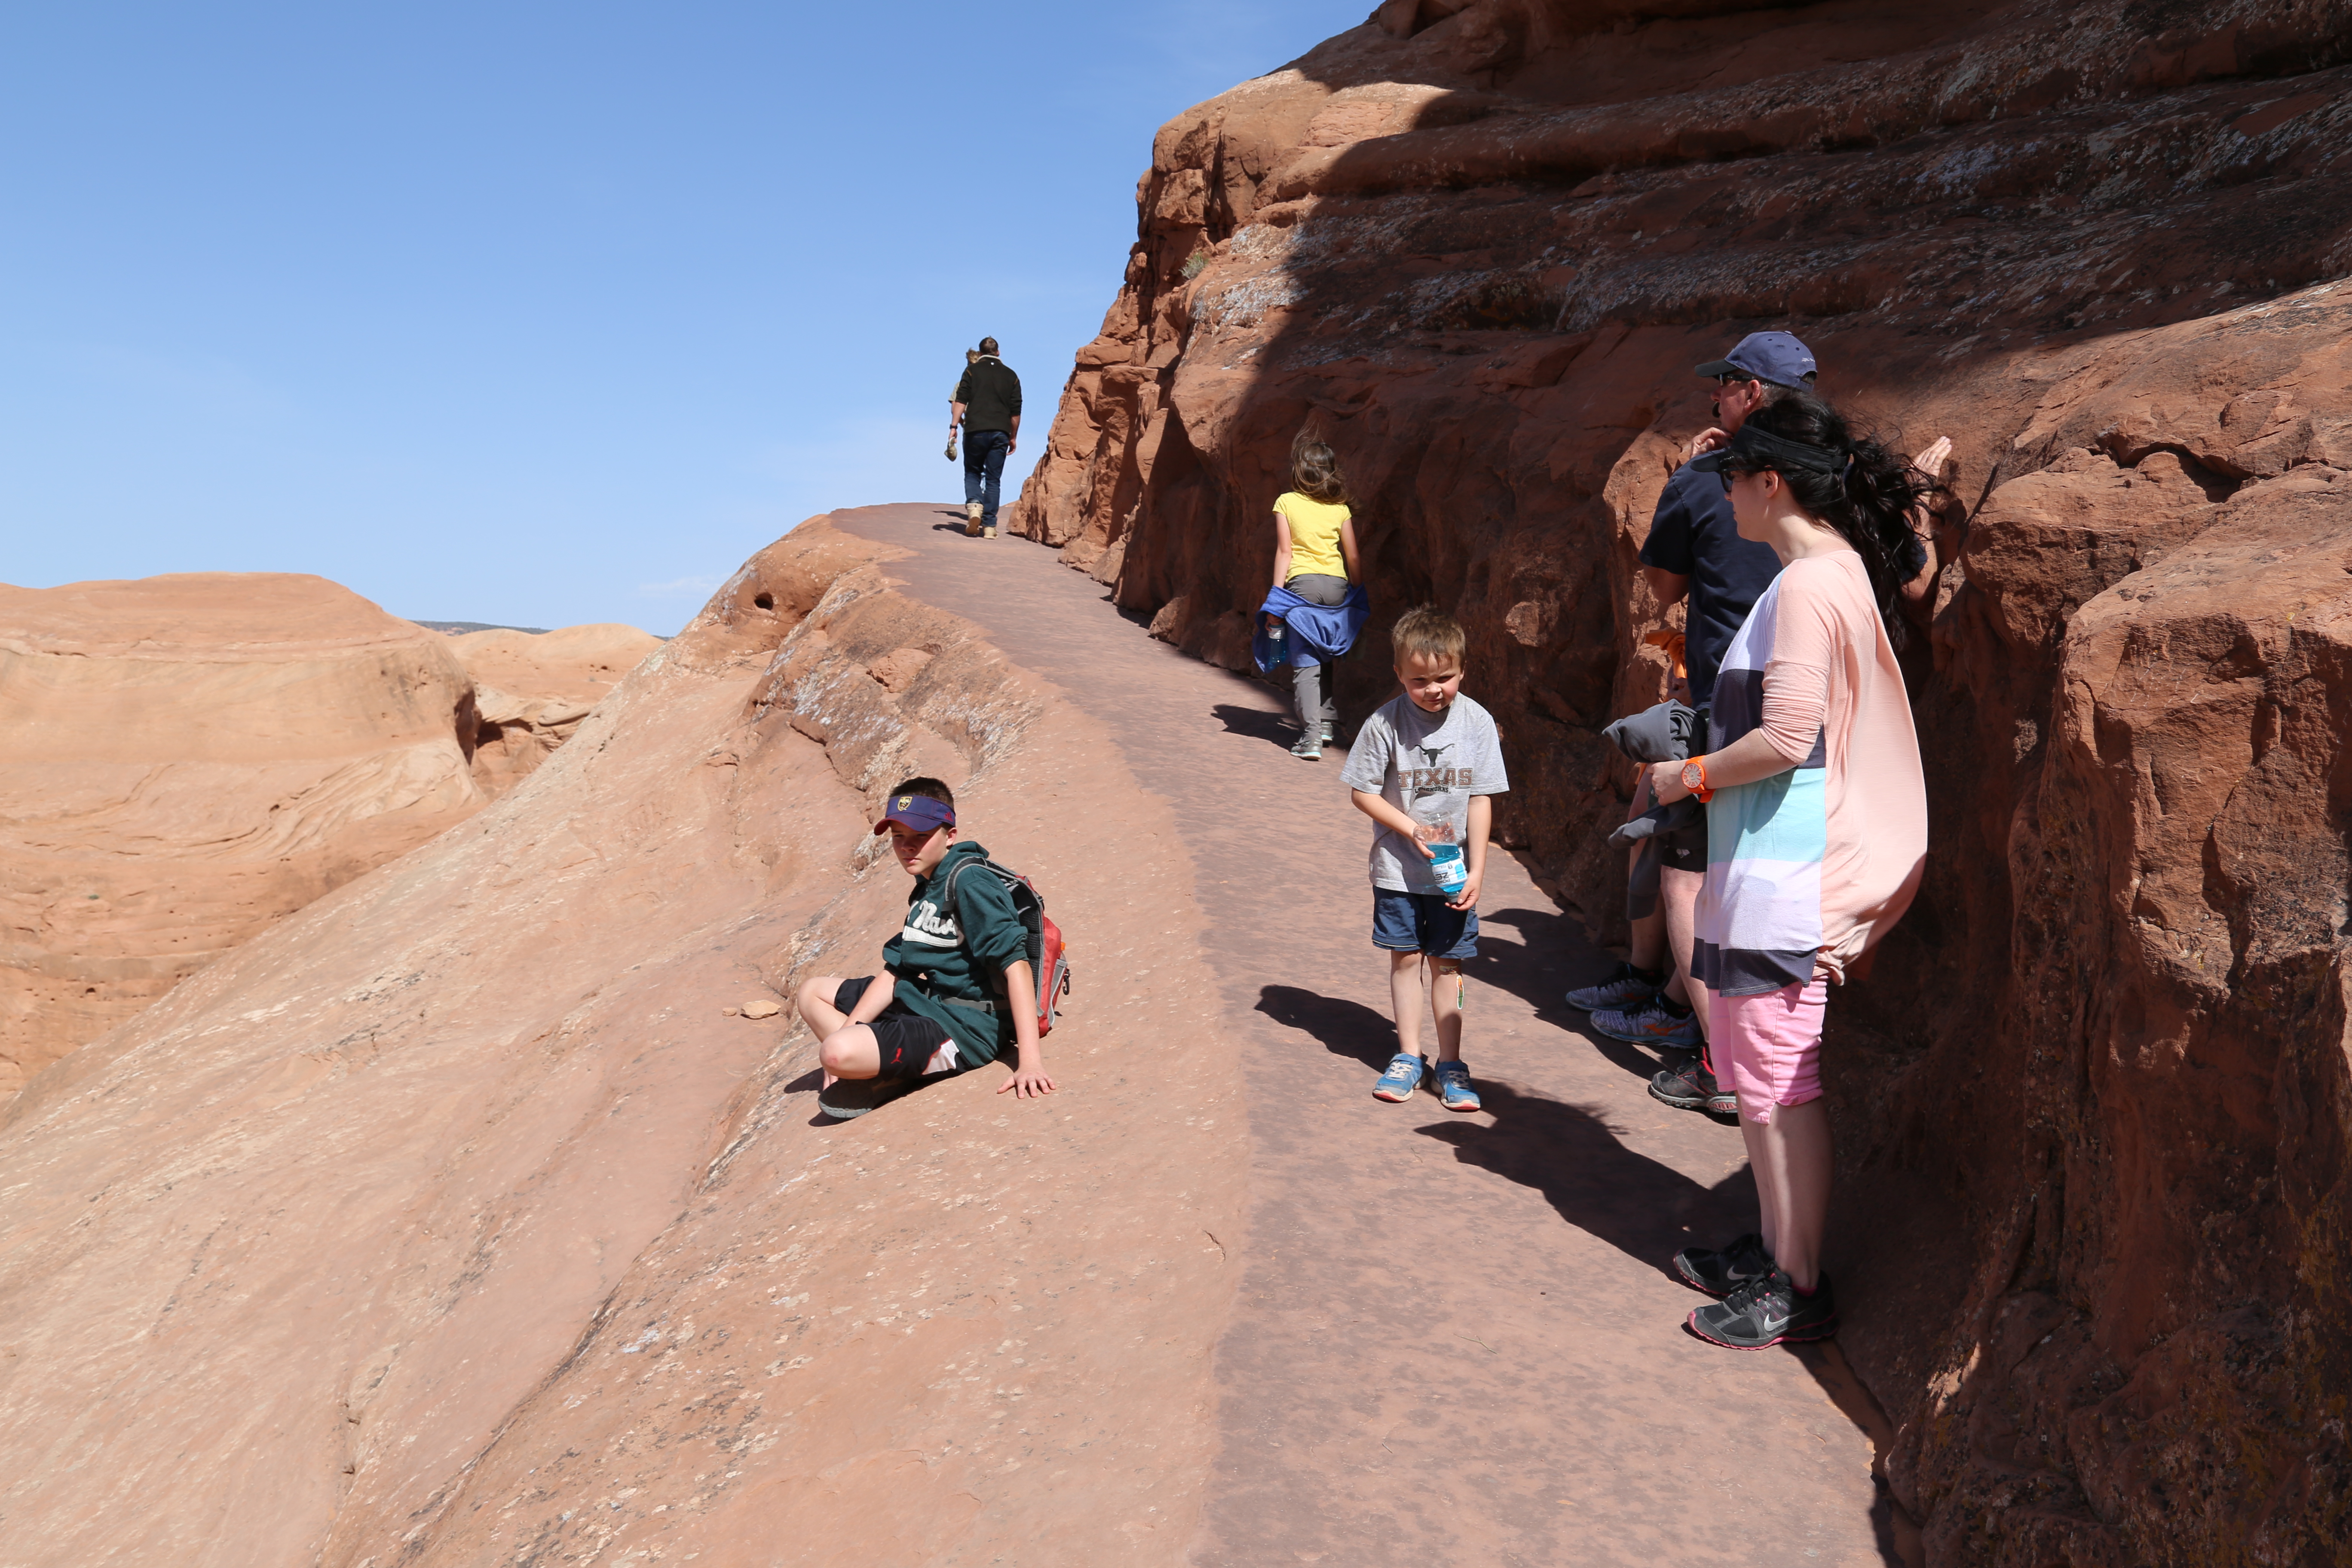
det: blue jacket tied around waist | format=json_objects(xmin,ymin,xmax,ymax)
[{"xmin": 1251, "ymin": 583, "xmax": 1370, "ymax": 675}]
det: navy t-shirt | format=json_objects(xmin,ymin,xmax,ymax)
[{"xmin": 1638, "ymin": 462, "xmax": 1785, "ymax": 710}]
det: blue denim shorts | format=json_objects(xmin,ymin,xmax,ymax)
[{"xmin": 1371, "ymin": 889, "xmax": 1478, "ymax": 959}]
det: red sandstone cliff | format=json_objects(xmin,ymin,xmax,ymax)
[
  {"xmin": 0, "ymin": 577, "xmax": 659, "ymax": 1098},
  {"xmin": 1007, "ymin": 3, "xmax": 2352, "ymax": 1560}
]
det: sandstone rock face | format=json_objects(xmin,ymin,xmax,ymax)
[
  {"xmin": 0, "ymin": 574, "xmax": 489, "ymax": 1098},
  {"xmin": 446, "ymin": 622, "xmax": 665, "ymax": 791},
  {"xmin": 0, "ymin": 580, "xmax": 660, "ymax": 1100},
  {"xmin": 1008, "ymin": 4, "xmax": 2352, "ymax": 1560},
  {"xmin": 0, "ymin": 523, "xmax": 1243, "ymax": 1565}
]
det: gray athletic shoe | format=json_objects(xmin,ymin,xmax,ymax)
[
  {"xmin": 1289, "ymin": 731, "xmax": 1323, "ymax": 760},
  {"xmin": 1566, "ymin": 962, "xmax": 1663, "ymax": 1013}
]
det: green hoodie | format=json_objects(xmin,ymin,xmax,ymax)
[{"xmin": 882, "ymin": 839, "xmax": 1029, "ymax": 1068}]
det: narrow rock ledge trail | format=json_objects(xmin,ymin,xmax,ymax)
[{"xmin": 832, "ymin": 502, "xmax": 1920, "ymax": 1568}]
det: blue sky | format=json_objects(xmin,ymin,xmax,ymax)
[{"xmin": 1, "ymin": 3, "xmax": 1348, "ymax": 631}]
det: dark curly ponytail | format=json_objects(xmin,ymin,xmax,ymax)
[{"xmin": 1719, "ymin": 392, "xmax": 1946, "ymax": 639}]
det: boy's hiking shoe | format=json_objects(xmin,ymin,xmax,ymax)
[
  {"xmin": 1687, "ymin": 1268, "xmax": 1837, "ymax": 1349},
  {"xmin": 1433, "ymin": 1060, "xmax": 1481, "ymax": 1112},
  {"xmin": 1289, "ymin": 731, "xmax": 1323, "ymax": 760},
  {"xmin": 1373, "ymin": 1053, "xmax": 1428, "ymax": 1101},
  {"xmin": 818, "ymin": 1075, "xmax": 922, "ymax": 1121},
  {"xmin": 1591, "ymin": 995, "xmax": 1701, "ymax": 1049},
  {"xmin": 1566, "ymin": 962, "xmax": 1662, "ymax": 1013},
  {"xmin": 1649, "ymin": 1053, "xmax": 1739, "ymax": 1118},
  {"xmin": 1674, "ymin": 1232, "xmax": 1773, "ymax": 1297}
]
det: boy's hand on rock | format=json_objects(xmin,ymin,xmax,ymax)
[{"xmin": 998, "ymin": 1063, "xmax": 1057, "ymax": 1099}]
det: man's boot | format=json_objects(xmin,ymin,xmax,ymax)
[{"xmin": 966, "ymin": 500, "xmax": 983, "ymax": 537}]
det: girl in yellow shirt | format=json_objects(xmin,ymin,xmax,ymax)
[{"xmin": 1269, "ymin": 438, "xmax": 1362, "ymax": 759}]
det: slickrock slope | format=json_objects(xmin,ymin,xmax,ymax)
[
  {"xmin": 0, "ymin": 523, "xmax": 1241, "ymax": 1567},
  {"xmin": 0, "ymin": 578, "xmax": 660, "ymax": 1099},
  {"xmin": 445, "ymin": 623, "xmax": 666, "ymax": 792},
  {"xmin": 1009, "ymin": 3, "xmax": 2352, "ymax": 1561},
  {"xmin": 0, "ymin": 575, "xmax": 487, "ymax": 1098}
]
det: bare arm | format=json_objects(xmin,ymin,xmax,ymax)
[
  {"xmin": 1351, "ymin": 789, "xmax": 1437, "ymax": 859},
  {"xmin": 1339, "ymin": 516, "xmax": 1362, "ymax": 583},
  {"xmin": 950, "ymin": 400, "xmax": 965, "ymax": 432},
  {"xmin": 845, "ymin": 972, "xmax": 896, "ymax": 1025},
  {"xmin": 993, "ymin": 958, "xmax": 1054, "ymax": 1098},
  {"xmin": 1642, "ymin": 565, "xmax": 1690, "ymax": 609},
  {"xmin": 1646, "ymin": 725, "xmax": 1803, "ymax": 804},
  {"xmin": 1271, "ymin": 512, "xmax": 1292, "ymax": 591},
  {"xmin": 1899, "ymin": 436, "xmax": 1953, "ymax": 605}
]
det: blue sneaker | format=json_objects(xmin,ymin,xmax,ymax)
[
  {"xmin": 1566, "ymin": 962, "xmax": 1662, "ymax": 1013},
  {"xmin": 1433, "ymin": 1060, "xmax": 1481, "ymax": 1112},
  {"xmin": 1372, "ymin": 1053, "xmax": 1427, "ymax": 1102}
]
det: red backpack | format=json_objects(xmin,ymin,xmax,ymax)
[{"xmin": 941, "ymin": 857, "xmax": 1072, "ymax": 1036}]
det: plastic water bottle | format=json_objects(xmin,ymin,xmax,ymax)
[{"xmin": 1422, "ymin": 818, "xmax": 1467, "ymax": 897}]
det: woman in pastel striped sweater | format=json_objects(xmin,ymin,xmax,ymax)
[{"xmin": 1645, "ymin": 391, "xmax": 1945, "ymax": 1351}]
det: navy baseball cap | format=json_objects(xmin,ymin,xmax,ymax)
[
  {"xmin": 1695, "ymin": 331, "xmax": 1817, "ymax": 389},
  {"xmin": 874, "ymin": 793, "xmax": 955, "ymax": 834}
]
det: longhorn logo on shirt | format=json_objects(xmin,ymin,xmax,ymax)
[{"xmin": 1406, "ymin": 742, "xmax": 1471, "ymax": 800}]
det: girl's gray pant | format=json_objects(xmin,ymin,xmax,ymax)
[{"xmin": 1284, "ymin": 573, "xmax": 1349, "ymax": 732}]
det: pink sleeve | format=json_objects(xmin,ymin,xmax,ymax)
[{"xmin": 1758, "ymin": 571, "xmax": 1838, "ymax": 765}]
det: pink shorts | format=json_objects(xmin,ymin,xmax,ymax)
[{"xmin": 1709, "ymin": 979, "xmax": 1828, "ymax": 1125}]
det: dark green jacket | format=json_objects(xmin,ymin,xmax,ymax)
[{"xmin": 882, "ymin": 839, "xmax": 1027, "ymax": 1067}]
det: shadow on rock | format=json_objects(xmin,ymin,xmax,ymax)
[
  {"xmin": 1255, "ymin": 983, "xmax": 1393, "ymax": 1073},
  {"xmin": 1415, "ymin": 1079, "xmax": 1755, "ymax": 1275},
  {"xmin": 1210, "ymin": 702, "xmax": 1295, "ymax": 746}
]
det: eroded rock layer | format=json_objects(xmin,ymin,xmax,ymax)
[
  {"xmin": 0, "ymin": 578, "xmax": 659, "ymax": 1097},
  {"xmin": 0, "ymin": 524, "xmax": 1242, "ymax": 1566},
  {"xmin": 1008, "ymin": 3, "xmax": 2352, "ymax": 1560}
]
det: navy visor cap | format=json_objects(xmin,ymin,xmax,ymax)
[
  {"xmin": 1695, "ymin": 330, "xmax": 1817, "ymax": 389},
  {"xmin": 875, "ymin": 793, "xmax": 955, "ymax": 835}
]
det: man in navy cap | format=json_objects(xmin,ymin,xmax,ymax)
[{"xmin": 1568, "ymin": 331, "xmax": 1818, "ymax": 1107}]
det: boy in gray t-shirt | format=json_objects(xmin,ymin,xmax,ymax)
[{"xmin": 1340, "ymin": 606, "xmax": 1510, "ymax": 1112}]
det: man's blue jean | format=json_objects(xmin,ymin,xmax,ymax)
[{"xmin": 962, "ymin": 429, "xmax": 1011, "ymax": 527}]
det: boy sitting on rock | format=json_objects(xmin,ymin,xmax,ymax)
[{"xmin": 796, "ymin": 777, "xmax": 1056, "ymax": 1100}]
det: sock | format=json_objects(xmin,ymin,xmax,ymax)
[
  {"xmin": 1629, "ymin": 963, "xmax": 1663, "ymax": 982},
  {"xmin": 1658, "ymin": 994, "xmax": 1692, "ymax": 1018},
  {"xmin": 1792, "ymin": 1279, "xmax": 1817, "ymax": 1297}
]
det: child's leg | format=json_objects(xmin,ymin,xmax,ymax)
[
  {"xmin": 1427, "ymin": 955, "xmax": 1464, "ymax": 1062},
  {"xmin": 797, "ymin": 974, "xmax": 884, "ymax": 1085},
  {"xmin": 796, "ymin": 974, "xmax": 850, "ymax": 1037},
  {"xmin": 1292, "ymin": 659, "xmax": 1322, "ymax": 731},
  {"xmin": 1388, "ymin": 950, "xmax": 1427, "ymax": 1057}
]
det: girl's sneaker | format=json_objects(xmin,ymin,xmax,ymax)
[
  {"xmin": 1433, "ymin": 1060, "xmax": 1481, "ymax": 1112},
  {"xmin": 1289, "ymin": 731, "xmax": 1323, "ymax": 760},
  {"xmin": 1566, "ymin": 962, "xmax": 1662, "ymax": 1013},
  {"xmin": 1372, "ymin": 1053, "xmax": 1428, "ymax": 1101},
  {"xmin": 1687, "ymin": 1268, "xmax": 1838, "ymax": 1349},
  {"xmin": 1592, "ymin": 995, "xmax": 1702, "ymax": 1049}
]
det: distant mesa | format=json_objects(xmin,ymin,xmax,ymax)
[
  {"xmin": 410, "ymin": 619, "xmax": 554, "ymax": 635},
  {"xmin": 0, "ymin": 572, "xmax": 659, "ymax": 1098}
]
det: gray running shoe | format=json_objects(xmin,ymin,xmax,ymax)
[
  {"xmin": 1591, "ymin": 995, "xmax": 1702, "ymax": 1049},
  {"xmin": 1289, "ymin": 731, "xmax": 1323, "ymax": 760},
  {"xmin": 1566, "ymin": 962, "xmax": 1662, "ymax": 1013}
]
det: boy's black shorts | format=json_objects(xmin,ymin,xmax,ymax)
[{"xmin": 833, "ymin": 977, "xmax": 958, "ymax": 1080}]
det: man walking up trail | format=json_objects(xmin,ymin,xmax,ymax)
[{"xmin": 953, "ymin": 337, "xmax": 1021, "ymax": 539}]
